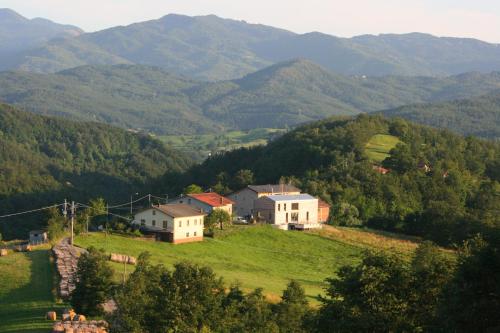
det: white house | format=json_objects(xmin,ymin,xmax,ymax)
[
  {"xmin": 228, "ymin": 184, "xmax": 301, "ymax": 218},
  {"xmin": 254, "ymin": 194, "xmax": 321, "ymax": 230},
  {"xmin": 133, "ymin": 204, "xmax": 206, "ymax": 244},
  {"xmin": 172, "ymin": 192, "xmax": 233, "ymax": 215}
]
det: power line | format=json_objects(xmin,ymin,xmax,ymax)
[
  {"xmin": 0, "ymin": 204, "xmax": 63, "ymax": 219},
  {"xmin": 107, "ymin": 194, "xmax": 150, "ymax": 209},
  {"xmin": 76, "ymin": 202, "xmax": 132, "ymax": 221}
]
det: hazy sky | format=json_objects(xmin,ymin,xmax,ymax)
[{"xmin": 2, "ymin": 0, "xmax": 500, "ymax": 43}]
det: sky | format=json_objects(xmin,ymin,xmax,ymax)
[{"xmin": 2, "ymin": 0, "xmax": 500, "ymax": 43}]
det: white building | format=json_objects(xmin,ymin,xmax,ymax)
[
  {"xmin": 254, "ymin": 194, "xmax": 321, "ymax": 230},
  {"xmin": 133, "ymin": 204, "xmax": 206, "ymax": 244},
  {"xmin": 228, "ymin": 184, "xmax": 301, "ymax": 218}
]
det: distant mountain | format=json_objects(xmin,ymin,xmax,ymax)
[
  {"xmin": 3, "ymin": 60, "xmax": 500, "ymax": 135},
  {"xmin": 0, "ymin": 103, "xmax": 191, "ymax": 239},
  {"xmin": 3, "ymin": 11, "xmax": 500, "ymax": 80},
  {"xmin": 380, "ymin": 91, "xmax": 500, "ymax": 139},
  {"xmin": 0, "ymin": 8, "xmax": 82, "ymax": 70}
]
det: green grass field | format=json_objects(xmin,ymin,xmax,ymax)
[
  {"xmin": 365, "ymin": 134, "xmax": 402, "ymax": 163},
  {"xmin": 0, "ymin": 245, "xmax": 64, "ymax": 333},
  {"xmin": 75, "ymin": 225, "xmax": 419, "ymax": 302},
  {"xmin": 158, "ymin": 128, "xmax": 286, "ymax": 161}
]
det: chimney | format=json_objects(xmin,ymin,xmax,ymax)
[{"xmin": 220, "ymin": 197, "xmax": 223, "ymax": 205}]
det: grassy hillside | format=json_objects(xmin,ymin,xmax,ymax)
[
  {"xmin": 380, "ymin": 91, "xmax": 500, "ymax": 139},
  {"xmin": 4, "ymin": 12, "xmax": 500, "ymax": 79},
  {"xmin": 0, "ymin": 245, "xmax": 64, "ymax": 333},
  {"xmin": 365, "ymin": 134, "xmax": 402, "ymax": 162},
  {"xmin": 0, "ymin": 104, "xmax": 192, "ymax": 239},
  {"xmin": 74, "ymin": 225, "xmax": 420, "ymax": 302},
  {"xmin": 3, "ymin": 62, "xmax": 500, "ymax": 135}
]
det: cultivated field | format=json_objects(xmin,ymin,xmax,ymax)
[
  {"xmin": 365, "ymin": 134, "xmax": 402, "ymax": 162},
  {"xmin": 75, "ymin": 225, "xmax": 420, "ymax": 302}
]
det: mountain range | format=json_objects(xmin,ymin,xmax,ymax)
[
  {"xmin": 3, "ymin": 60, "xmax": 500, "ymax": 135},
  {"xmin": 3, "ymin": 9, "xmax": 500, "ymax": 80}
]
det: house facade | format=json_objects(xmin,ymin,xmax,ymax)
[
  {"xmin": 228, "ymin": 184, "xmax": 301, "ymax": 218},
  {"xmin": 133, "ymin": 204, "xmax": 206, "ymax": 244},
  {"xmin": 172, "ymin": 192, "xmax": 233, "ymax": 215},
  {"xmin": 318, "ymin": 199, "xmax": 331, "ymax": 223},
  {"xmin": 254, "ymin": 194, "xmax": 320, "ymax": 230}
]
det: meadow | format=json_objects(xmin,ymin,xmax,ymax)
[
  {"xmin": 75, "ymin": 225, "xmax": 420, "ymax": 302},
  {"xmin": 0, "ymin": 245, "xmax": 64, "ymax": 333},
  {"xmin": 365, "ymin": 134, "xmax": 402, "ymax": 162}
]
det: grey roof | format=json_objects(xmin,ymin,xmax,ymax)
[
  {"xmin": 247, "ymin": 184, "xmax": 300, "ymax": 194},
  {"xmin": 265, "ymin": 194, "xmax": 317, "ymax": 202},
  {"xmin": 154, "ymin": 204, "xmax": 206, "ymax": 218}
]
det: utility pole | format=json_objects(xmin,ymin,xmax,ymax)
[
  {"xmin": 148, "ymin": 194, "xmax": 151, "ymax": 206},
  {"xmin": 165, "ymin": 194, "xmax": 169, "ymax": 204},
  {"xmin": 70, "ymin": 201, "xmax": 75, "ymax": 245}
]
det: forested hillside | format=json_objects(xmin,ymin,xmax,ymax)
[
  {"xmin": 0, "ymin": 104, "xmax": 191, "ymax": 239},
  {"xmin": 166, "ymin": 115, "xmax": 500, "ymax": 246},
  {"xmin": 3, "ymin": 61, "xmax": 500, "ymax": 135},
  {"xmin": 380, "ymin": 90, "xmax": 500, "ymax": 139},
  {"xmin": 3, "ymin": 11, "xmax": 500, "ymax": 80}
]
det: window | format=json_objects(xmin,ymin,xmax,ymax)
[
  {"xmin": 278, "ymin": 204, "xmax": 280, "ymax": 211},
  {"xmin": 187, "ymin": 220, "xmax": 190, "ymax": 226},
  {"xmin": 140, "ymin": 219, "xmax": 145, "ymax": 226},
  {"xmin": 194, "ymin": 231, "xmax": 197, "ymax": 237},
  {"xmin": 284, "ymin": 203, "xmax": 287, "ymax": 211},
  {"xmin": 186, "ymin": 232, "xmax": 190, "ymax": 237},
  {"xmin": 291, "ymin": 213, "xmax": 298, "ymax": 222},
  {"xmin": 194, "ymin": 219, "xmax": 197, "ymax": 225},
  {"xmin": 152, "ymin": 220, "xmax": 156, "ymax": 226},
  {"xmin": 306, "ymin": 212, "xmax": 309, "ymax": 221},
  {"xmin": 188, "ymin": 198, "xmax": 191, "ymax": 204},
  {"xmin": 178, "ymin": 220, "xmax": 182, "ymax": 227},
  {"xmin": 152, "ymin": 210, "xmax": 156, "ymax": 216},
  {"xmin": 163, "ymin": 220, "xmax": 168, "ymax": 228},
  {"xmin": 292, "ymin": 203, "xmax": 299, "ymax": 210},
  {"xmin": 286, "ymin": 213, "xmax": 289, "ymax": 223}
]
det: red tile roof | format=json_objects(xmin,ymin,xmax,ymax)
[
  {"xmin": 318, "ymin": 199, "xmax": 331, "ymax": 208},
  {"xmin": 188, "ymin": 192, "xmax": 234, "ymax": 207}
]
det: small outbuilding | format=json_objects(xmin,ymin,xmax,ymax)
[{"xmin": 29, "ymin": 230, "xmax": 48, "ymax": 245}]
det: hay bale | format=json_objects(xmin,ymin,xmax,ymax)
[
  {"xmin": 75, "ymin": 314, "xmax": 86, "ymax": 321},
  {"xmin": 64, "ymin": 328, "xmax": 74, "ymax": 333},
  {"xmin": 127, "ymin": 256, "xmax": 137, "ymax": 265},
  {"xmin": 0, "ymin": 249, "xmax": 8, "ymax": 256},
  {"xmin": 47, "ymin": 311, "xmax": 57, "ymax": 321}
]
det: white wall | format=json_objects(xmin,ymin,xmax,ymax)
[
  {"xmin": 172, "ymin": 215, "xmax": 204, "ymax": 241},
  {"xmin": 134, "ymin": 209, "xmax": 172, "ymax": 231},
  {"xmin": 229, "ymin": 188, "xmax": 258, "ymax": 217}
]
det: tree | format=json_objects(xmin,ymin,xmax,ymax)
[
  {"xmin": 331, "ymin": 202, "xmax": 361, "ymax": 227},
  {"xmin": 46, "ymin": 207, "xmax": 66, "ymax": 241},
  {"xmin": 440, "ymin": 235, "xmax": 500, "ymax": 332},
  {"xmin": 71, "ymin": 247, "xmax": 113, "ymax": 316},
  {"xmin": 232, "ymin": 169, "xmax": 254, "ymax": 189},
  {"xmin": 275, "ymin": 280, "xmax": 309, "ymax": 333},
  {"xmin": 184, "ymin": 184, "xmax": 203, "ymax": 195},
  {"xmin": 205, "ymin": 209, "xmax": 232, "ymax": 231},
  {"xmin": 316, "ymin": 251, "xmax": 415, "ymax": 332}
]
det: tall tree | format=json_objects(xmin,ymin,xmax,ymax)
[{"xmin": 71, "ymin": 247, "xmax": 113, "ymax": 316}]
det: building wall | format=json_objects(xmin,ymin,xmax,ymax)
[
  {"xmin": 134, "ymin": 208, "xmax": 204, "ymax": 243},
  {"xmin": 172, "ymin": 215, "xmax": 204, "ymax": 242},
  {"xmin": 229, "ymin": 188, "xmax": 258, "ymax": 217},
  {"xmin": 318, "ymin": 206, "xmax": 330, "ymax": 223},
  {"xmin": 255, "ymin": 197, "xmax": 319, "ymax": 226},
  {"xmin": 229, "ymin": 188, "xmax": 301, "ymax": 218},
  {"xmin": 173, "ymin": 197, "xmax": 232, "ymax": 215},
  {"xmin": 134, "ymin": 209, "xmax": 172, "ymax": 231}
]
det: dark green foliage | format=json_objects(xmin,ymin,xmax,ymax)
[
  {"xmin": 46, "ymin": 208, "xmax": 66, "ymax": 241},
  {"xmin": 439, "ymin": 235, "xmax": 500, "ymax": 332},
  {"xmin": 170, "ymin": 115, "xmax": 500, "ymax": 246},
  {"xmin": 183, "ymin": 184, "xmax": 203, "ymax": 195},
  {"xmin": 3, "ymin": 61, "xmax": 500, "ymax": 136},
  {"xmin": 205, "ymin": 209, "xmax": 232, "ymax": 231},
  {"xmin": 71, "ymin": 247, "xmax": 113, "ymax": 316},
  {"xmin": 0, "ymin": 104, "xmax": 192, "ymax": 239},
  {"xmin": 381, "ymin": 90, "xmax": 500, "ymax": 139},
  {"xmin": 275, "ymin": 281, "xmax": 309, "ymax": 333},
  {"xmin": 315, "ymin": 242, "xmax": 455, "ymax": 332}
]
